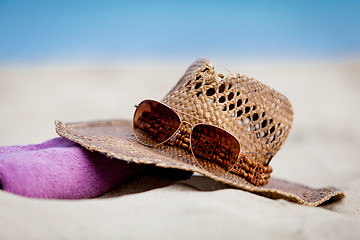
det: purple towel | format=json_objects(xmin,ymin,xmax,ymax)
[{"xmin": 0, "ymin": 138, "xmax": 148, "ymax": 199}]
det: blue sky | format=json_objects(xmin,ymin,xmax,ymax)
[{"xmin": 0, "ymin": 0, "xmax": 359, "ymax": 63}]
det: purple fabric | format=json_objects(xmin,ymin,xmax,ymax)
[{"xmin": 0, "ymin": 138, "xmax": 147, "ymax": 199}]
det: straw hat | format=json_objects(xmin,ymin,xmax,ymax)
[{"xmin": 55, "ymin": 58, "xmax": 344, "ymax": 206}]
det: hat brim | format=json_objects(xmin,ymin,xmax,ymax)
[{"xmin": 55, "ymin": 119, "xmax": 344, "ymax": 206}]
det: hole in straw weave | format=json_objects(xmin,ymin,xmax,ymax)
[
  {"xmin": 254, "ymin": 123, "xmax": 260, "ymax": 131},
  {"xmin": 261, "ymin": 120, "xmax": 267, "ymax": 128},
  {"xmin": 219, "ymin": 84, "xmax": 226, "ymax": 93},
  {"xmin": 196, "ymin": 92, "xmax": 203, "ymax": 97},
  {"xmin": 245, "ymin": 106, "xmax": 250, "ymax": 114},
  {"xmin": 245, "ymin": 98, "xmax": 248, "ymax": 104},
  {"xmin": 270, "ymin": 126, "xmax": 275, "ymax": 134},
  {"xmin": 229, "ymin": 104, "xmax": 235, "ymax": 110},
  {"xmin": 230, "ymin": 112, "xmax": 235, "ymax": 117},
  {"xmin": 195, "ymin": 75, "xmax": 201, "ymax": 80},
  {"xmin": 221, "ymin": 106, "xmax": 227, "ymax": 111},
  {"xmin": 270, "ymin": 135, "xmax": 275, "ymax": 142},
  {"xmin": 236, "ymin": 92, "xmax": 240, "ymax": 96},
  {"xmin": 237, "ymin": 110, "xmax": 243, "ymax": 117},
  {"xmin": 261, "ymin": 131, "xmax": 268, "ymax": 138},
  {"xmin": 237, "ymin": 99, "xmax": 242, "ymax": 107},
  {"xmin": 255, "ymin": 133, "xmax": 260, "ymax": 139},
  {"xmin": 238, "ymin": 119, "xmax": 243, "ymax": 125},
  {"xmin": 277, "ymin": 129, "xmax": 282, "ymax": 136},
  {"xmin": 202, "ymin": 67, "xmax": 209, "ymax": 72},
  {"xmin": 228, "ymin": 92, "xmax": 234, "ymax": 100},
  {"xmin": 206, "ymin": 88, "xmax": 216, "ymax": 96},
  {"xmin": 252, "ymin": 113, "xmax": 259, "ymax": 121},
  {"xmin": 247, "ymin": 126, "xmax": 251, "ymax": 132},
  {"xmin": 244, "ymin": 117, "xmax": 251, "ymax": 124},
  {"xmin": 219, "ymin": 96, "xmax": 225, "ymax": 103},
  {"xmin": 269, "ymin": 119, "xmax": 273, "ymax": 124},
  {"xmin": 261, "ymin": 112, "xmax": 265, "ymax": 118},
  {"xmin": 228, "ymin": 84, "xmax": 232, "ymax": 90},
  {"xmin": 195, "ymin": 82, "xmax": 202, "ymax": 89}
]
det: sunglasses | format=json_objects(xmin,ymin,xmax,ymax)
[{"xmin": 132, "ymin": 99, "xmax": 273, "ymax": 186}]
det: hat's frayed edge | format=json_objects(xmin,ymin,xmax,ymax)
[{"xmin": 55, "ymin": 120, "xmax": 345, "ymax": 207}]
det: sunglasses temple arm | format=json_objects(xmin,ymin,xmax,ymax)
[
  {"xmin": 243, "ymin": 152, "xmax": 274, "ymax": 166},
  {"xmin": 172, "ymin": 108, "xmax": 205, "ymax": 123}
]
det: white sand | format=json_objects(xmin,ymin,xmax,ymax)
[{"xmin": 0, "ymin": 58, "xmax": 359, "ymax": 239}]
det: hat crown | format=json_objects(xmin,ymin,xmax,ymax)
[{"xmin": 162, "ymin": 58, "xmax": 293, "ymax": 165}]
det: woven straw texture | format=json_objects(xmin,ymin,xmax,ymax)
[
  {"xmin": 162, "ymin": 58, "xmax": 293, "ymax": 165},
  {"xmin": 55, "ymin": 58, "xmax": 345, "ymax": 206}
]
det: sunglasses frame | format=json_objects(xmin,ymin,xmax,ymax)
[{"xmin": 133, "ymin": 99, "xmax": 274, "ymax": 169}]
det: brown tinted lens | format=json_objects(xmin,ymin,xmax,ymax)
[
  {"xmin": 191, "ymin": 124, "xmax": 240, "ymax": 172},
  {"xmin": 133, "ymin": 100, "xmax": 181, "ymax": 146}
]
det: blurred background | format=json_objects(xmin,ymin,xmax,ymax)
[
  {"xmin": 1, "ymin": 0, "xmax": 360, "ymax": 63},
  {"xmin": 0, "ymin": 0, "xmax": 359, "ymax": 184}
]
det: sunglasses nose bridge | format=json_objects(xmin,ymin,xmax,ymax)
[{"xmin": 181, "ymin": 120, "xmax": 194, "ymax": 128}]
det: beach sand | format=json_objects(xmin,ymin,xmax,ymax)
[{"xmin": 0, "ymin": 58, "xmax": 359, "ymax": 239}]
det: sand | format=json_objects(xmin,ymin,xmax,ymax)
[{"xmin": 0, "ymin": 58, "xmax": 359, "ymax": 239}]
